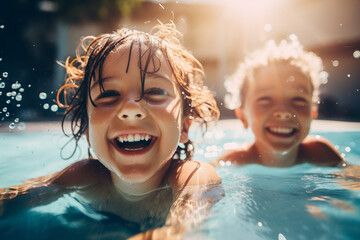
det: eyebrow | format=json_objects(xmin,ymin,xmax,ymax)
[
  {"xmin": 90, "ymin": 76, "xmax": 115, "ymax": 90},
  {"xmin": 254, "ymin": 84, "xmax": 311, "ymax": 95},
  {"xmin": 90, "ymin": 72, "xmax": 173, "ymax": 90}
]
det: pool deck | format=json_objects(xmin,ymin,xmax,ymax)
[{"xmin": 1, "ymin": 119, "xmax": 360, "ymax": 133}]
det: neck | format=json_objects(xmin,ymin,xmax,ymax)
[
  {"xmin": 253, "ymin": 143, "xmax": 299, "ymax": 167},
  {"xmin": 110, "ymin": 162, "xmax": 170, "ymax": 201}
]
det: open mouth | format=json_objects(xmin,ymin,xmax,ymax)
[
  {"xmin": 266, "ymin": 126, "xmax": 297, "ymax": 137},
  {"xmin": 114, "ymin": 134, "xmax": 155, "ymax": 153}
]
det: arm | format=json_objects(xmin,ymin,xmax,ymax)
[
  {"xmin": 128, "ymin": 161, "xmax": 223, "ymax": 240},
  {"xmin": 0, "ymin": 159, "xmax": 107, "ymax": 216}
]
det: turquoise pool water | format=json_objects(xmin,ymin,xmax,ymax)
[{"xmin": 1, "ymin": 120, "xmax": 360, "ymax": 239}]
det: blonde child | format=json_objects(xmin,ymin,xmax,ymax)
[
  {"xmin": 1, "ymin": 23, "xmax": 221, "ymax": 238},
  {"xmin": 213, "ymin": 38, "xmax": 345, "ymax": 167}
]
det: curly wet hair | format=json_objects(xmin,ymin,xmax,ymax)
[
  {"xmin": 57, "ymin": 23, "xmax": 219, "ymax": 160},
  {"xmin": 224, "ymin": 36, "xmax": 327, "ymax": 110}
]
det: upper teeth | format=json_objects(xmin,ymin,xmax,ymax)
[
  {"xmin": 269, "ymin": 127, "xmax": 293, "ymax": 134},
  {"xmin": 117, "ymin": 134, "xmax": 151, "ymax": 143}
]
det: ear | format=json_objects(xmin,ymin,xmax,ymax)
[
  {"xmin": 311, "ymin": 106, "xmax": 318, "ymax": 119},
  {"xmin": 234, "ymin": 108, "xmax": 249, "ymax": 129},
  {"xmin": 180, "ymin": 117, "xmax": 192, "ymax": 143}
]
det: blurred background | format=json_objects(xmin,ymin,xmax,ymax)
[{"xmin": 0, "ymin": 0, "xmax": 359, "ymax": 127}]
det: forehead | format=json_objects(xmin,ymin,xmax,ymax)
[
  {"xmin": 102, "ymin": 41, "xmax": 170, "ymax": 72},
  {"xmin": 250, "ymin": 63, "xmax": 313, "ymax": 93}
]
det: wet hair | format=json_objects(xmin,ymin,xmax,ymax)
[
  {"xmin": 224, "ymin": 36, "xmax": 327, "ymax": 109},
  {"xmin": 57, "ymin": 23, "xmax": 219, "ymax": 160}
]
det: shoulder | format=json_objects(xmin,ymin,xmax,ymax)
[
  {"xmin": 210, "ymin": 143, "xmax": 254, "ymax": 166},
  {"xmin": 167, "ymin": 160, "xmax": 221, "ymax": 190},
  {"xmin": 51, "ymin": 159, "xmax": 109, "ymax": 187},
  {"xmin": 300, "ymin": 136, "xmax": 344, "ymax": 166}
]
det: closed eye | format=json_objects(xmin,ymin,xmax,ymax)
[
  {"xmin": 145, "ymin": 88, "xmax": 168, "ymax": 95},
  {"xmin": 95, "ymin": 90, "xmax": 120, "ymax": 103},
  {"xmin": 256, "ymin": 97, "xmax": 272, "ymax": 106},
  {"xmin": 292, "ymin": 97, "xmax": 308, "ymax": 107},
  {"xmin": 144, "ymin": 88, "xmax": 169, "ymax": 103}
]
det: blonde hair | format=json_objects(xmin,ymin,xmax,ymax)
[{"xmin": 224, "ymin": 36, "xmax": 327, "ymax": 109}]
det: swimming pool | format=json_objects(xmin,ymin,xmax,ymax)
[{"xmin": 1, "ymin": 120, "xmax": 360, "ymax": 239}]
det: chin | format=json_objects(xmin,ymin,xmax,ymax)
[{"xmin": 115, "ymin": 165, "xmax": 156, "ymax": 183}]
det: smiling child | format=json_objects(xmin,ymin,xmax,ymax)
[
  {"xmin": 213, "ymin": 38, "xmax": 345, "ymax": 167},
  {"xmin": 1, "ymin": 23, "xmax": 221, "ymax": 238}
]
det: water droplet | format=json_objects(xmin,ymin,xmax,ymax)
[
  {"xmin": 2, "ymin": 107, "xmax": 7, "ymax": 112},
  {"xmin": 15, "ymin": 94, "xmax": 22, "ymax": 101},
  {"xmin": 39, "ymin": 92, "xmax": 47, "ymax": 100},
  {"xmin": 28, "ymin": 84, "xmax": 32, "ymax": 87},
  {"xmin": 18, "ymin": 122, "xmax": 26, "ymax": 130},
  {"xmin": 14, "ymin": 118, "xmax": 19, "ymax": 123},
  {"xmin": 43, "ymin": 103, "xmax": 49, "ymax": 109},
  {"xmin": 347, "ymin": 74, "xmax": 351, "ymax": 78},
  {"xmin": 264, "ymin": 24, "xmax": 272, "ymax": 32},
  {"xmin": 50, "ymin": 104, "xmax": 58, "ymax": 112},
  {"xmin": 0, "ymin": 25, "xmax": 4, "ymax": 29},
  {"xmin": 6, "ymin": 92, "xmax": 11, "ymax": 97},
  {"xmin": 9, "ymin": 123, "xmax": 15, "ymax": 129},
  {"xmin": 5, "ymin": 112, "xmax": 10, "ymax": 117},
  {"xmin": 320, "ymin": 78, "xmax": 328, "ymax": 84},
  {"xmin": 19, "ymin": 88, "xmax": 24, "ymax": 92},
  {"xmin": 331, "ymin": 60, "xmax": 339, "ymax": 67},
  {"xmin": 6, "ymin": 100, "xmax": 10, "ymax": 104},
  {"xmin": 353, "ymin": 50, "xmax": 360, "ymax": 59},
  {"xmin": 11, "ymin": 91, "xmax": 16, "ymax": 97},
  {"xmin": 11, "ymin": 82, "xmax": 21, "ymax": 89},
  {"xmin": 345, "ymin": 147, "xmax": 351, "ymax": 152},
  {"xmin": 2, "ymin": 72, "xmax": 8, "ymax": 78},
  {"xmin": 0, "ymin": 82, "xmax": 5, "ymax": 88},
  {"xmin": 258, "ymin": 222, "xmax": 263, "ymax": 227},
  {"xmin": 0, "ymin": 58, "xmax": 2, "ymax": 61},
  {"xmin": 16, "ymin": 104, "xmax": 21, "ymax": 107}
]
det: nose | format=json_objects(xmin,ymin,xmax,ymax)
[
  {"xmin": 273, "ymin": 110, "xmax": 292, "ymax": 120},
  {"xmin": 118, "ymin": 101, "xmax": 146, "ymax": 121}
]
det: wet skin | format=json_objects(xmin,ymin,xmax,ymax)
[
  {"xmin": 214, "ymin": 63, "xmax": 343, "ymax": 167},
  {"xmin": 86, "ymin": 44, "xmax": 190, "ymax": 196},
  {"xmin": 241, "ymin": 64, "xmax": 314, "ymax": 156}
]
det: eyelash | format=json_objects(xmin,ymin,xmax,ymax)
[
  {"xmin": 145, "ymin": 88, "xmax": 167, "ymax": 95},
  {"xmin": 96, "ymin": 90, "xmax": 120, "ymax": 100}
]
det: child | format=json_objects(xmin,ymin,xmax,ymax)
[
  {"xmin": 0, "ymin": 23, "xmax": 221, "ymax": 238},
  {"xmin": 213, "ymin": 37, "xmax": 345, "ymax": 168}
]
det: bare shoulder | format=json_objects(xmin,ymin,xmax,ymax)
[
  {"xmin": 210, "ymin": 143, "xmax": 254, "ymax": 166},
  {"xmin": 52, "ymin": 159, "xmax": 109, "ymax": 187},
  {"xmin": 300, "ymin": 136, "xmax": 344, "ymax": 166},
  {"xmin": 167, "ymin": 160, "xmax": 221, "ymax": 190}
]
